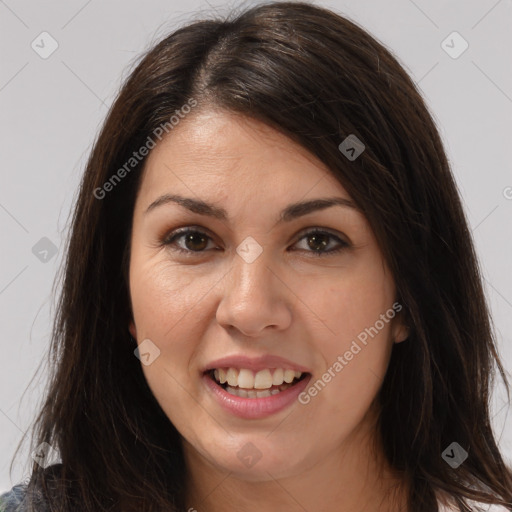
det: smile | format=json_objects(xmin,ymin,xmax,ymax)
[
  {"xmin": 211, "ymin": 367, "xmax": 306, "ymax": 397},
  {"xmin": 203, "ymin": 367, "xmax": 312, "ymax": 419}
]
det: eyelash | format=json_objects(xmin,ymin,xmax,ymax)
[{"xmin": 161, "ymin": 227, "xmax": 349, "ymax": 257}]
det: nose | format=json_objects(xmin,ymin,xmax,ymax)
[{"xmin": 215, "ymin": 251, "xmax": 293, "ymax": 337}]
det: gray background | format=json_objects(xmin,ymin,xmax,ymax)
[{"xmin": 1, "ymin": 0, "xmax": 511, "ymax": 491}]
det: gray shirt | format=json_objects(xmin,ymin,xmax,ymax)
[
  {"xmin": 0, "ymin": 483, "xmax": 33, "ymax": 511},
  {"xmin": 0, "ymin": 477, "xmax": 53, "ymax": 512}
]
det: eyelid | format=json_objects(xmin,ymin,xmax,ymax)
[
  {"xmin": 162, "ymin": 225, "xmax": 218, "ymax": 244},
  {"xmin": 294, "ymin": 226, "xmax": 349, "ymax": 244},
  {"xmin": 161, "ymin": 225, "xmax": 350, "ymax": 257},
  {"xmin": 291, "ymin": 228, "xmax": 350, "ymax": 256}
]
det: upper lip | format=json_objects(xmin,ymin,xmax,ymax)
[{"xmin": 203, "ymin": 355, "xmax": 312, "ymax": 373}]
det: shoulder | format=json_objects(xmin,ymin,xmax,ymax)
[
  {"xmin": 0, "ymin": 464, "xmax": 62, "ymax": 512},
  {"xmin": 0, "ymin": 483, "xmax": 51, "ymax": 512},
  {"xmin": 0, "ymin": 483, "xmax": 28, "ymax": 511}
]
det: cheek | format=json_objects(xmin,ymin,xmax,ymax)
[
  {"xmin": 294, "ymin": 259, "xmax": 394, "ymax": 346},
  {"xmin": 129, "ymin": 258, "xmax": 216, "ymax": 391},
  {"xmin": 296, "ymin": 262, "xmax": 395, "ymax": 412},
  {"xmin": 130, "ymin": 252, "xmax": 219, "ymax": 333},
  {"xmin": 129, "ymin": 261, "xmax": 208, "ymax": 435}
]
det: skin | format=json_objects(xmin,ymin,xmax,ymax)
[{"xmin": 128, "ymin": 110, "xmax": 410, "ymax": 511}]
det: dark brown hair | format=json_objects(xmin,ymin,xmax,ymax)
[{"xmin": 10, "ymin": 1, "xmax": 512, "ymax": 511}]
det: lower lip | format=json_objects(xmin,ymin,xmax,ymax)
[{"xmin": 203, "ymin": 373, "xmax": 312, "ymax": 419}]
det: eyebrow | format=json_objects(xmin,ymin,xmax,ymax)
[{"xmin": 144, "ymin": 193, "xmax": 359, "ymax": 222}]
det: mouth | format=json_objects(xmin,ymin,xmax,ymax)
[
  {"xmin": 202, "ymin": 355, "xmax": 313, "ymax": 419},
  {"xmin": 205, "ymin": 367, "xmax": 310, "ymax": 399}
]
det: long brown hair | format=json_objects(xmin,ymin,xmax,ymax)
[{"xmin": 11, "ymin": 1, "xmax": 512, "ymax": 510}]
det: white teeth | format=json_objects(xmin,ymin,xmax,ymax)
[
  {"xmin": 238, "ymin": 369, "xmax": 255, "ymax": 389},
  {"xmin": 254, "ymin": 369, "xmax": 273, "ymax": 389},
  {"xmin": 283, "ymin": 369, "xmax": 296, "ymax": 383},
  {"xmin": 212, "ymin": 367, "xmax": 304, "ymax": 390},
  {"xmin": 225, "ymin": 385, "xmax": 290, "ymax": 399},
  {"xmin": 272, "ymin": 368, "xmax": 284, "ymax": 386},
  {"xmin": 237, "ymin": 388, "xmax": 248, "ymax": 398},
  {"xmin": 226, "ymin": 368, "xmax": 238, "ymax": 386}
]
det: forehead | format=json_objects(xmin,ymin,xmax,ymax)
[{"xmin": 137, "ymin": 110, "xmax": 348, "ymax": 200}]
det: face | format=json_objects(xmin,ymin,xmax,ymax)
[{"xmin": 128, "ymin": 110, "xmax": 407, "ymax": 481}]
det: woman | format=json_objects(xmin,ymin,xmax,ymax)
[{"xmin": 1, "ymin": 1, "xmax": 511, "ymax": 511}]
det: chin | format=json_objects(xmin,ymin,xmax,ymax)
[{"xmin": 201, "ymin": 439, "xmax": 311, "ymax": 481}]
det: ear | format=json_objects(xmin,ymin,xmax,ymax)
[
  {"xmin": 393, "ymin": 323, "xmax": 409, "ymax": 344},
  {"xmin": 129, "ymin": 320, "xmax": 137, "ymax": 340},
  {"xmin": 391, "ymin": 311, "xmax": 410, "ymax": 344}
]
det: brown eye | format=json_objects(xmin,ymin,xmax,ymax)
[
  {"xmin": 162, "ymin": 227, "xmax": 349, "ymax": 257},
  {"xmin": 181, "ymin": 231, "xmax": 209, "ymax": 251},
  {"xmin": 293, "ymin": 229, "xmax": 349, "ymax": 256},
  {"xmin": 305, "ymin": 232, "xmax": 330, "ymax": 252},
  {"xmin": 162, "ymin": 228, "xmax": 214, "ymax": 254}
]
